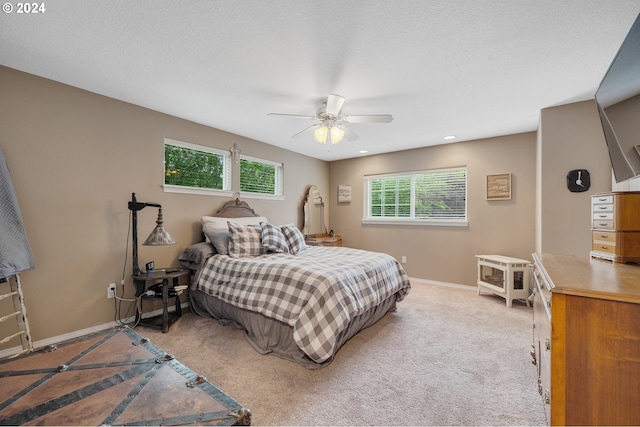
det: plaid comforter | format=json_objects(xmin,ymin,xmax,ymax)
[{"xmin": 195, "ymin": 246, "xmax": 411, "ymax": 363}]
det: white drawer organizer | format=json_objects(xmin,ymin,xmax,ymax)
[{"xmin": 476, "ymin": 255, "xmax": 531, "ymax": 307}]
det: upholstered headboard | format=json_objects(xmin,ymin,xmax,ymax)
[
  {"xmin": 214, "ymin": 198, "xmax": 259, "ymax": 218},
  {"xmin": 179, "ymin": 199, "xmax": 265, "ymax": 270}
]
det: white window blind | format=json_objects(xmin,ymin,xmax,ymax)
[
  {"xmin": 239, "ymin": 155, "xmax": 284, "ymax": 199},
  {"xmin": 363, "ymin": 166, "xmax": 467, "ymax": 226}
]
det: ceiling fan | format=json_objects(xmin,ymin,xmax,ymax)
[{"xmin": 268, "ymin": 94, "xmax": 393, "ymax": 147}]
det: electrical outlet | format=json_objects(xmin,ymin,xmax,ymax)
[
  {"xmin": 107, "ymin": 283, "xmax": 116, "ymax": 299},
  {"xmin": 401, "ymin": 256, "xmax": 407, "ymax": 264}
]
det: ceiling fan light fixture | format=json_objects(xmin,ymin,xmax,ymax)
[
  {"xmin": 330, "ymin": 126, "xmax": 345, "ymax": 144},
  {"xmin": 268, "ymin": 94, "xmax": 392, "ymax": 147},
  {"xmin": 314, "ymin": 125, "xmax": 328, "ymax": 144}
]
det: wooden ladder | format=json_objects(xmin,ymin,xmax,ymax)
[{"xmin": 0, "ymin": 274, "xmax": 33, "ymax": 358}]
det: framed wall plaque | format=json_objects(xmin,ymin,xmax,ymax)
[
  {"xmin": 486, "ymin": 173, "xmax": 511, "ymax": 200},
  {"xmin": 338, "ymin": 185, "xmax": 351, "ymax": 203}
]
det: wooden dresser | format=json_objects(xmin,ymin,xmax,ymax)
[
  {"xmin": 304, "ymin": 233, "xmax": 342, "ymax": 247},
  {"xmin": 531, "ymin": 253, "xmax": 640, "ymax": 426},
  {"xmin": 591, "ymin": 192, "xmax": 640, "ymax": 263}
]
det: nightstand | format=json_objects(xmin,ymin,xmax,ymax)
[{"xmin": 133, "ymin": 268, "xmax": 188, "ymax": 333}]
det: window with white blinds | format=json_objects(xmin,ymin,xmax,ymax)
[
  {"xmin": 163, "ymin": 138, "xmax": 232, "ymax": 196},
  {"xmin": 239, "ymin": 155, "xmax": 284, "ymax": 199},
  {"xmin": 162, "ymin": 139, "xmax": 284, "ymax": 199},
  {"xmin": 363, "ymin": 167, "xmax": 467, "ymax": 226}
]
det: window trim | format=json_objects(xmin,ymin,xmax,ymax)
[
  {"xmin": 362, "ymin": 166, "xmax": 468, "ymax": 227},
  {"xmin": 163, "ymin": 185, "xmax": 233, "ymax": 197},
  {"xmin": 239, "ymin": 154, "xmax": 285, "ymax": 200},
  {"xmin": 162, "ymin": 138, "xmax": 232, "ymax": 196}
]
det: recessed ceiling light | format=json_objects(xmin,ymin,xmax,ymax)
[
  {"xmin": 359, "ymin": 150, "xmax": 368, "ymax": 154},
  {"xmin": 443, "ymin": 135, "xmax": 456, "ymax": 140}
]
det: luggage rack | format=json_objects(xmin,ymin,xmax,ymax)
[{"xmin": 0, "ymin": 274, "xmax": 33, "ymax": 358}]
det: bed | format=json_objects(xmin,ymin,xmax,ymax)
[{"xmin": 179, "ymin": 199, "xmax": 411, "ymax": 369}]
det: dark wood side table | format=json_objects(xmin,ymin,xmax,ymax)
[{"xmin": 132, "ymin": 268, "xmax": 188, "ymax": 333}]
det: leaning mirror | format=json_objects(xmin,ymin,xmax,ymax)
[{"xmin": 303, "ymin": 185, "xmax": 326, "ymax": 236}]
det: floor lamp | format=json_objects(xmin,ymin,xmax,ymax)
[{"xmin": 128, "ymin": 192, "xmax": 176, "ymax": 277}]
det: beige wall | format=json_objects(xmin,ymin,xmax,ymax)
[
  {"xmin": 0, "ymin": 65, "xmax": 617, "ymax": 352},
  {"xmin": 537, "ymin": 100, "xmax": 612, "ymax": 255},
  {"xmin": 327, "ymin": 133, "xmax": 537, "ymax": 287},
  {"xmin": 0, "ymin": 66, "xmax": 328, "ymax": 349}
]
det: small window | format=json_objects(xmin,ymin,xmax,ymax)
[
  {"xmin": 363, "ymin": 167, "xmax": 467, "ymax": 226},
  {"xmin": 239, "ymin": 155, "xmax": 284, "ymax": 199},
  {"xmin": 163, "ymin": 138, "xmax": 232, "ymax": 196}
]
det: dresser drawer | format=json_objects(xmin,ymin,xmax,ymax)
[
  {"xmin": 592, "ymin": 241, "xmax": 616, "ymax": 254},
  {"xmin": 592, "ymin": 203, "xmax": 614, "ymax": 213},
  {"xmin": 533, "ymin": 267, "xmax": 552, "ymax": 317},
  {"xmin": 592, "ymin": 231, "xmax": 617, "ymax": 243},
  {"xmin": 592, "ymin": 212, "xmax": 613, "ymax": 221},
  {"xmin": 592, "ymin": 219, "xmax": 614, "ymax": 229},
  {"xmin": 592, "ymin": 195, "xmax": 614, "ymax": 204}
]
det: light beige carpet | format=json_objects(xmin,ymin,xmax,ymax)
[{"xmin": 140, "ymin": 282, "xmax": 547, "ymax": 426}]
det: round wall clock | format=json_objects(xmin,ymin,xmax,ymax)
[{"xmin": 566, "ymin": 169, "xmax": 590, "ymax": 192}]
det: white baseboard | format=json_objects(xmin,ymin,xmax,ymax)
[
  {"xmin": 408, "ymin": 276, "xmax": 473, "ymax": 290},
  {"xmin": 0, "ymin": 302, "xmax": 189, "ymax": 360}
]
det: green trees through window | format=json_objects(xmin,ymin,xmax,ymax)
[
  {"xmin": 240, "ymin": 158, "xmax": 276, "ymax": 194},
  {"xmin": 164, "ymin": 143, "xmax": 226, "ymax": 190},
  {"xmin": 366, "ymin": 167, "xmax": 467, "ymax": 223},
  {"xmin": 163, "ymin": 139, "xmax": 283, "ymax": 198}
]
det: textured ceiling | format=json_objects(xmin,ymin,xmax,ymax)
[{"xmin": 1, "ymin": 1, "xmax": 640, "ymax": 161}]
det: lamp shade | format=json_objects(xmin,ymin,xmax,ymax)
[
  {"xmin": 142, "ymin": 208, "xmax": 176, "ymax": 246},
  {"xmin": 143, "ymin": 225, "xmax": 176, "ymax": 246},
  {"xmin": 330, "ymin": 126, "xmax": 345, "ymax": 144},
  {"xmin": 314, "ymin": 125, "xmax": 328, "ymax": 144}
]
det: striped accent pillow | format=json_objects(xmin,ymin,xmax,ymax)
[
  {"xmin": 228, "ymin": 222, "xmax": 265, "ymax": 258},
  {"xmin": 261, "ymin": 223, "xmax": 290, "ymax": 253},
  {"xmin": 281, "ymin": 223, "xmax": 307, "ymax": 255}
]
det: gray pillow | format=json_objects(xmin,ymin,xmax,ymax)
[
  {"xmin": 203, "ymin": 228, "xmax": 230, "ymax": 255},
  {"xmin": 178, "ymin": 242, "xmax": 216, "ymax": 270}
]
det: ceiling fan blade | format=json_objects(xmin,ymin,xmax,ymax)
[
  {"xmin": 342, "ymin": 114, "xmax": 393, "ymax": 123},
  {"xmin": 291, "ymin": 123, "xmax": 320, "ymax": 139},
  {"xmin": 268, "ymin": 112, "xmax": 316, "ymax": 119},
  {"xmin": 325, "ymin": 94, "xmax": 346, "ymax": 116},
  {"xmin": 341, "ymin": 125, "xmax": 359, "ymax": 142}
]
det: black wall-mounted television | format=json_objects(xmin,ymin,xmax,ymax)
[{"xmin": 595, "ymin": 13, "xmax": 640, "ymax": 183}]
